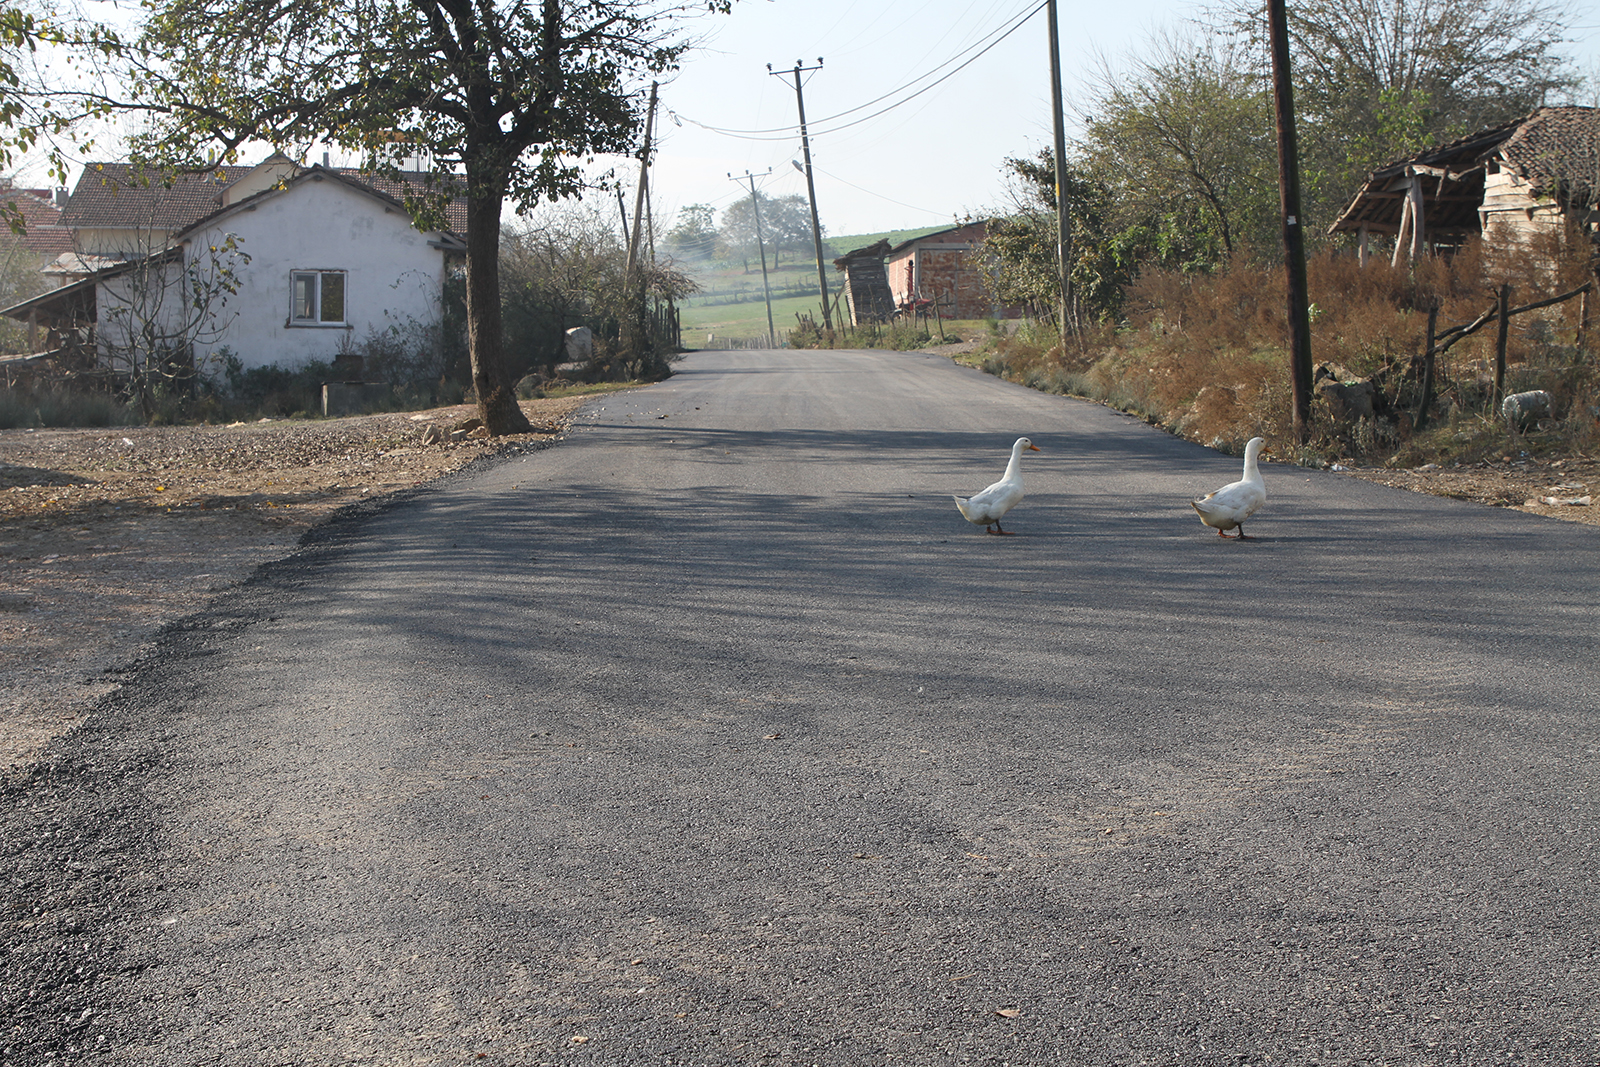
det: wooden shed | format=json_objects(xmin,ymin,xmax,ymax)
[
  {"xmin": 1329, "ymin": 106, "xmax": 1600, "ymax": 267},
  {"xmin": 832, "ymin": 239, "xmax": 896, "ymax": 325}
]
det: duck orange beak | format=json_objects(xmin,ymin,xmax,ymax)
[{"xmin": 1027, "ymin": 443, "xmax": 1041, "ymax": 452}]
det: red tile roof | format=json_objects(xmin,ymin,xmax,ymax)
[
  {"xmin": 1497, "ymin": 106, "xmax": 1600, "ymax": 203},
  {"xmin": 2, "ymin": 187, "xmax": 74, "ymax": 256},
  {"xmin": 60, "ymin": 163, "xmax": 248, "ymax": 231},
  {"xmin": 353, "ymin": 172, "xmax": 470, "ymax": 234}
]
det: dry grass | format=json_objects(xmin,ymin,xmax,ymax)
[{"xmin": 981, "ymin": 235, "xmax": 1600, "ymax": 464}]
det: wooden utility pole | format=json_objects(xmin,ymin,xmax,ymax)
[
  {"xmin": 772, "ymin": 60, "xmax": 834, "ymax": 333},
  {"xmin": 1414, "ymin": 303, "xmax": 1440, "ymax": 431},
  {"xmin": 625, "ymin": 81, "xmax": 658, "ymax": 283},
  {"xmin": 730, "ymin": 170, "xmax": 778, "ymax": 347},
  {"xmin": 1045, "ymin": 0, "xmax": 1072, "ymax": 352},
  {"xmin": 620, "ymin": 81, "xmax": 659, "ymax": 364},
  {"xmin": 1267, "ymin": 0, "xmax": 1314, "ymax": 442}
]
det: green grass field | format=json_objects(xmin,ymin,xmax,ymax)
[{"xmin": 676, "ymin": 226, "xmax": 952, "ymax": 346}]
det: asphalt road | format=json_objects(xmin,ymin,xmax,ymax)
[{"xmin": 6, "ymin": 347, "xmax": 1599, "ymax": 1066}]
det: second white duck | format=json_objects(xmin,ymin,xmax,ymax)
[
  {"xmin": 1190, "ymin": 436, "xmax": 1268, "ymax": 539},
  {"xmin": 953, "ymin": 437, "xmax": 1041, "ymax": 535}
]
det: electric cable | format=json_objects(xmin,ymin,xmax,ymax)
[{"xmin": 669, "ymin": 0, "xmax": 1046, "ymax": 141}]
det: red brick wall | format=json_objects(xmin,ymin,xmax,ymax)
[{"xmin": 884, "ymin": 221, "xmax": 1011, "ymax": 319}]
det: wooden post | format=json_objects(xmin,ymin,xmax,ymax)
[
  {"xmin": 1267, "ymin": 0, "xmax": 1315, "ymax": 442},
  {"xmin": 622, "ymin": 82, "xmax": 659, "ymax": 365},
  {"xmin": 1358, "ymin": 224, "xmax": 1370, "ymax": 268},
  {"xmin": 1578, "ymin": 281, "xmax": 1592, "ymax": 363},
  {"xmin": 773, "ymin": 61, "xmax": 835, "ymax": 333},
  {"xmin": 1046, "ymin": 0, "xmax": 1073, "ymax": 351},
  {"xmin": 1493, "ymin": 283, "xmax": 1511, "ymax": 411},
  {"xmin": 624, "ymin": 82, "xmax": 656, "ymax": 281},
  {"xmin": 1414, "ymin": 303, "xmax": 1440, "ymax": 432},
  {"xmin": 1391, "ymin": 187, "xmax": 1412, "ymax": 268},
  {"xmin": 730, "ymin": 170, "xmax": 777, "ymax": 348},
  {"xmin": 1408, "ymin": 173, "xmax": 1427, "ymax": 261}
]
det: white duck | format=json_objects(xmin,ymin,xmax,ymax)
[
  {"xmin": 953, "ymin": 437, "xmax": 1041, "ymax": 535},
  {"xmin": 1191, "ymin": 436, "xmax": 1268, "ymax": 539}
]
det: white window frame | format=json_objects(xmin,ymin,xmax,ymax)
[{"xmin": 289, "ymin": 270, "xmax": 348, "ymax": 327}]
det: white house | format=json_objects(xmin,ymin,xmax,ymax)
[{"xmin": 1, "ymin": 155, "xmax": 466, "ymax": 376}]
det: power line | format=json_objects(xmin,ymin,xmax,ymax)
[
  {"xmin": 668, "ymin": 0, "xmax": 1046, "ymax": 141},
  {"xmin": 812, "ymin": 165, "xmax": 950, "ymax": 219}
]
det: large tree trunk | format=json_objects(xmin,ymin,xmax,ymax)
[{"xmin": 463, "ymin": 167, "xmax": 533, "ymax": 435}]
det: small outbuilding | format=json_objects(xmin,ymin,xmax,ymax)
[
  {"xmin": 884, "ymin": 220, "xmax": 1002, "ymax": 320},
  {"xmin": 1328, "ymin": 106, "xmax": 1600, "ymax": 267}
]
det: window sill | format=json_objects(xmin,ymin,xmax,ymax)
[{"xmin": 285, "ymin": 320, "xmax": 353, "ymax": 329}]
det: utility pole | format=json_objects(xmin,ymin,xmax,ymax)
[
  {"xmin": 771, "ymin": 59, "xmax": 834, "ymax": 333},
  {"xmin": 625, "ymin": 81, "xmax": 659, "ymax": 283},
  {"xmin": 1267, "ymin": 0, "xmax": 1314, "ymax": 443},
  {"xmin": 621, "ymin": 81, "xmax": 659, "ymax": 365},
  {"xmin": 730, "ymin": 170, "xmax": 777, "ymax": 347},
  {"xmin": 1045, "ymin": 0, "xmax": 1072, "ymax": 353}
]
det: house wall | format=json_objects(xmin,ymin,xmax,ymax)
[
  {"xmin": 94, "ymin": 258, "xmax": 194, "ymax": 369},
  {"xmin": 222, "ymin": 157, "xmax": 299, "ymax": 208},
  {"xmin": 70, "ymin": 227, "xmax": 180, "ymax": 267},
  {"xmin": 884, "ymin": 222, "xmax": 1000, "ymax": 319},
  {"xmin": 1479, "ymin": 165, "xmax": 1567, "ymax": 246},
  {"xmin": 182, "ymin": 176, "xmax": 451, "ymax": 373}
]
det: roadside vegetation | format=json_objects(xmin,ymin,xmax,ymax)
[{"xmin": 969, "ymin": 237, "xmax": 1598, "ymax": 468}]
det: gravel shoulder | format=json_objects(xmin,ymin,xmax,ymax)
[{"xmin": 0, "ymin": 396, "xmax": 589, "ymax": 775}]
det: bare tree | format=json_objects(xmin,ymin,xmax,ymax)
[
  {"xmin": 1216, "ymin": 0, "xmax": 1579, "ymax": 202},
  {"xmin": 501, "ymin": 203, "xmax": 693, "ymax": 380}
]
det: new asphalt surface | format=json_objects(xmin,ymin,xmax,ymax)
[{"xmin": 5, "ymin": 347, "xmax": 1599, "ymax": 1065}]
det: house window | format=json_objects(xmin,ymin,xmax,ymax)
[{"xmin": 291, "ymin": 270, "xmax": 346, "ymax": 325}]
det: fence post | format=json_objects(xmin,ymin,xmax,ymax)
[
  {"xmin": 1492, "ymin": 283, "xmax": 1511, "ymax": 412},
  {"xmin": 1414, "ymin": 303, "xmax": 1440, "ymax": 432}
]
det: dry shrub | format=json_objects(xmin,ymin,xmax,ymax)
[{"xmin": 983, "ymin": 234, "xmax": 1598, "ymax": 464}]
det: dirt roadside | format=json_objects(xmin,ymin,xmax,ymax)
[
  {"xmin": 0, "ymin": 396, "xmax": 588, "ymax": 775},
  {"xmin": 3, "ymin": 393, "xmax": 1595, "ymax": 775}
]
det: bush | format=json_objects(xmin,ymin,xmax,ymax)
[{"xmin": 220, "ymin": 355, "xmax": 338, "ymax": 418}]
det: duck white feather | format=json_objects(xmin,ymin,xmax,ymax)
[
  {"xmin": 954, "ymin": 437, "xmax": 1041, "ymax": 535},
  {"xmin": 1191, "ymin": 437, "xmax": 1267, "ymax": 539}
]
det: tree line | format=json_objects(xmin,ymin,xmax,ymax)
[{"xmin": 661, "ymin": 192, "xmax": 825, "ymax": 272}]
